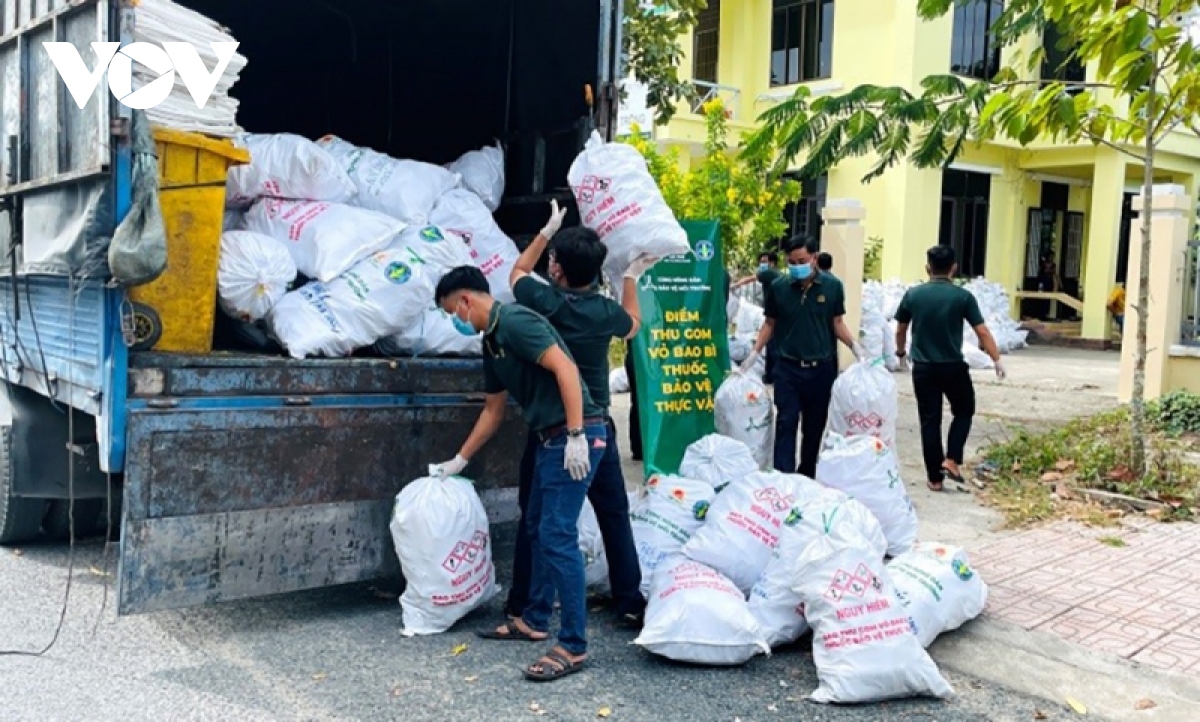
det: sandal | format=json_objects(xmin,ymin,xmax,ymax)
[
  {"xmin": 927, "ymin": 479, "xmax": 945, "ymax": 492},
  {"xmin": 941, "ymin": 466, "xmax": 965, "ymax": 484},
  {"xmin": 476, "ymin": 620, "xmax": 547, "ymax": 642},
  {"xmin": 524, "ymin": 649, "xmax": 588, "ymax": 682}
]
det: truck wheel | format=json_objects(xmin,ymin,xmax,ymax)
[
  {"xmin": 0, "ymin": 425, "xmax": 47, "ymax": 545},
  {"xmin": 42, "ymin": 499, "xmax": 106, "ymax": 541},
  {"xmin": 129, "ymin": 302, "xmax": 162, "ymax": 352}
]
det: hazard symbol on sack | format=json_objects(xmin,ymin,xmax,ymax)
[
  {"xmin": 845, "ymin": 411, "xmax": 884, "ymax": 431},
  {"xmin": 824, "ymin": 563, "xmax": 881, "ymax": 602},
  {"xmin": 753, "ymin": 487, "xmax": 795, "ymax": 513},
  {"xmin": 573, "ymin": 175, "xmax": 611, "ymax": 204},
  {"xmin": 442, "ymin": 531, "xmax": 490, "ymax": 573}
]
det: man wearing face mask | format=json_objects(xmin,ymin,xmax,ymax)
[
  {"xmin": 498, "ymin": 202, "xmax": 654, "ymax": 628},
  {"xmin": 431, "ymin": 260, "xmax": 607, "ymax": 683},
  {"xmin": 742, "ymin": 237, "xmax": 864, "ymax": 478}
]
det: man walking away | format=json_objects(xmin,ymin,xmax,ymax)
[
  {"xmin": 432, "ymin": 265, "xmax": 606, "ymax": 682},
  {"xmin": 742, "ymin": 237, "xmax": 863, "ymax": 478},
  {"xmin": 893, "ymin": 246, "xmax": 1005, "ymax": 492},
  {"xmin": 817, "ymin": 252, "xmax": 834, "ymax": 277},
  {"xmin": 505, "ymin": 203, "xmax": 654, "ymax": 627}
]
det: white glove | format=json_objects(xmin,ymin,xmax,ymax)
[
  {"xmin": 540, "ymin": 199, "xmax": 567, "ymax": 240},
  {"xmin": 432, "ymin": 454, "xmax": 468, "ymax": 479},
  {"xmin": 564, "ymin": 434, "xmax": 591, "ymax": 481},
  {"xmin": 852, "ymin": 342, "xmax": 866, "ymax": 361},
  {"xmin": 995, "ymin": 360, "xmax": 1007, "ymax": 380},
  {"xmin": 738, "ymin": 352, "xmax": 760, "ymax": 375},
  {"xmin": 624, "ymin": 255, "xmax": 660, "ymax": 280}
]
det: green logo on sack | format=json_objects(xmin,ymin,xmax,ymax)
[
  {"xmin": 385, "ymin": 262, "xmax": 412, "ymax": 284},
  {"xmin": 784, "ymin": 508, "xmax": 803, "ymax": 526},
  {"xmin": 952, "ymin": 559, "xmax": 974, "ymax": 581},
  {"xmin": 692, "ymin": 500, "xmax": 710, "ymax": 521},
  {"xmin": 420, "ymin": 226, "xmax": 444, "ymax": 242}
]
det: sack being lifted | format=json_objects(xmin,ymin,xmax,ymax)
[
  {"xmin": 389, "ymin": 470, "xmax": 499, "ymax": 636},
  {"xmin": 568, "ymin": 131, "xmax": 690, "ymax": 283}
]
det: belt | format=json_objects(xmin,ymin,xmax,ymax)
[
  {"xmin": 783, "ymin": 356, "xmax": 834, "ymax": 369},
  {"xmin": 538, "ymin": 417, "xmax": 605, "ymax": 442}
]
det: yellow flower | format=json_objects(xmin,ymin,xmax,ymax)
[{"xmin": 726, "ymin": 188, "xmax": 738, "ymax": 203}]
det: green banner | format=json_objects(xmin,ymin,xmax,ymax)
[{"xmin": 631, "ymin": 220, "xmax": 731, "ymax": 476}]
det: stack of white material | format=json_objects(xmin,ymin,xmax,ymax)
[
  {"xmin": 962, "ymin": 278, "xmax": 1029, "ymax": 353},
  {"xmin": 131, "ymin": 0, "xmax": 247, "ymax": 136}
]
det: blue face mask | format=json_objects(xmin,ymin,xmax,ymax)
[
  {"xmin": 452, "ymin": 304, "xmax": 476, "ymax": 336},
  {"xmin": 788, "ymin": 263, "xmax": 813, "ymax": 281},
  {"xmin": 758, "ymin": 263, "xmax": 770, "ymax": 273}
]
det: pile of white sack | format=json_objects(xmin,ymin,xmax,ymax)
[
  {"xmin": 621, "ymin": 433, "xmax": 984, "ymax": 704},
  {"xmin": 861, "ymin": 278, "xmax": 1028, "ymax": 371},
  {"xmin": 216, "ymin": 131, "xmax": 513, "ymax": 358}
]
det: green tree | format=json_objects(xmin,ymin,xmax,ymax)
[
  {"xmin": 748, "ymin": 0, "xmax": 1200, "ymax": 474},
  {"xmin": 624, "ymin": 99, "xmax": 801, "ymax": 269},
  {"xmin": 623, "ymin": 0, "xmax": 709, "ymax": 125}
]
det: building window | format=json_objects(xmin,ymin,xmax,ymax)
[
  {"xmin": 950, "ymin": 0, "xmax": 1003, "ymax": 81},
  {"xmin": 938, "ymin": 169, "xmax": 991, "ymax": 278},
  {"xmin": 692, "ymin": 0, "xmax": 720, "ymax": 84},
  {"xmin": 770, "ymin": 0, "xmax": 834, "ymax": 87},
  {"xmin": 781, "ymin": 174, "xmax": 827, "ymax": 243},
  {"xmin": 1041, "ymin": 22, "xmax": 1085, "ymax": 88}
]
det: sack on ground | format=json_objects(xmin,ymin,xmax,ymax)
[
  {"xmin": 317, "ymin": 135, "xmax": 459, "ymax": 224},
  {"xmin": 888, "ymin": 542, "xmax": 988, "ymax": 648},
  {"xmin": 715, "ymin": 372, "xmax": 774, "ymax": 469},
  {"xmin": 226, "ymin": 133, "xmax": 355, "ymax": 208},
  {"xmin": 963, "ymin": 343, "xmax": 994, "ymax": 370},
  {"xmin": 449, "ymin": 142, "xmax": 505, "ymax": 212},
  {"xmin": 629, "ymin": 474, "xmax": 716, "ymax": 598},
  {"xmin": 791, "ymin": 535, "xmax": 954, "ymax": 703},
  {"xmin": 431, "ymin": 189, "xmax": 520, "ymax": 303},
  {"xmin": 389, "ymin": 472, "xmax": 498, "ymax": 635},
  {"xmin": 579, "ymin": 499, "xmax": 610, "ymax": 594},
  {"xmin": 633, "ymin": 556, "xmax": 770, "ymax": 666},
  {"xmin": 568, "ymin": 131, "xmax": 689, "ymax": 281},
  {"xmin": 749, "ymin": 487, "xmax": 887, "ymax": 648},
  {"xmin": 828, "ymin": 360, "xmax": 899, "ymax": 448},
  {"xmin": 816, "ymin": 434, "xmax": 918, "ymax": 557},
  {"xmin": 218, "ymin": 231, "xmax": 297, "ymax": 322},
  {"xmin": 377, "ymin": 305, "xmax": 483, "ymax": 358},
  {"xmin": 609, "ymin": 367, "xmax": 630, "ymax": 394},
  {"xmin": 246, "ymin": 199, "xmax": 405, "ymax": 282},
  {"xmin": 682, "ymin": 471, "xmax": 824, "ymax": 593},
  {"xmin": 679, "ymin": 434, "xmax": 759, "ymax": 493}
]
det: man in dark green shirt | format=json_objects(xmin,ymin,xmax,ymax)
[
  {"xmin": 432, "ymin": 264, "xmax": 606, "ymax": 682},
  {"xmin": 501, "ymin": 208, "xmax": 652, "ymax": 628},
  {"xmin": 732, "ymin": 249, "xmax": 781, "ymax": 383},
  {"xmin": 894, "ymin": 245, "xmax": 1005, "ymax": 492},
  {"xmin": 744, "ymin": 237, "xmax": 863, "ymax": 478}
]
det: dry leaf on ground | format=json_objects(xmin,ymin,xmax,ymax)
[
  {"xmin": 450, "ymin": 643, "xmax": 469, "ymax": 656},
  {"xmin": 1066, "ymin": 696, "xmax": 1088, "ymax": 714},
  {"xmin": 1134, "ymin": 698, "xmax": 1156, "ymax": 710},
  {"xmin": 1034, "ymin": 709, "xmax": 1048, "ymax": 720},
  {"xmin": 311, "ymin": 673, "xmax": 328, "ymax": 682},
  {"xmin": 597, "ymin": 707, "xmax": 612, "ymax": 718}
]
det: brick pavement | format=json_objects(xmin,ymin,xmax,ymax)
[{"xmin": 970, "ymin": 518, "xmax": 1200, "ymax": 675}]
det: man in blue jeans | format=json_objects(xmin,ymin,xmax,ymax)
[
  {"xmin": 505, "ymin": 204, "xmax": 654, "ymax": 628},
  {"xmin": 432, "ymin": 264, "xmax": 606, "ymax": 682},
  {"xmin": 742, "ymin": 237, "xmax": 863, "ymax": 478}
]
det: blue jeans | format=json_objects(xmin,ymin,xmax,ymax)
[
  {"xmin": 507, "ymin": 420, "xmax": 644, "ymax": 618},
  {"xmin": 773, "ymin": 357, "xmax": 837, "ymax": 478},
  {"xmin": 522, "ymin": 422, "xmax": 607, "ymax": 655}
]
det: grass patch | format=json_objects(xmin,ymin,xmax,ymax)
[
  {"xmin": 977, "ymin": 404, "xmax": 1200, "ymax": 527},
  {"xmin": 1098, "ymin": 536, "xmax": 1127, "ymax": 548}
]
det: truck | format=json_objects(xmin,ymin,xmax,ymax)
[{"xmin": 0, "ymin": 0, "xmax": 622, "ymax": 615}]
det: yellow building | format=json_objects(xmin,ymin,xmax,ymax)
[{"xmin": 622, "ymin": 0, "xmax": 1200, "ymax": 342}]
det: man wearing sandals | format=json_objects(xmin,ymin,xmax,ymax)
[
  {"xmin": 893, "ymin": 245, "xmax": 1005, "ymax": 492},
  {"xmin": 432, "ymin": 263, "xmax": 605, "ymax": 682}
]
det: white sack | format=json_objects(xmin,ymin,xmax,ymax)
[
  {"xmin": 792, "ymin": 535, "xmax": 954, "ymax": 703},
  {"xmin": 634, "ymin": 557, "xmax": 770, "ymax": 666},
  {"xmin": 246, "ymin": 199, "xmax": 405, "ymax": 282},
  {"xmin": 377, "ymin": 305, "xmax": 483, "ymax": 358},
  {"xmin": 828, "ymin": 360, "xmax": 898, "ymax": 448},
  {"xmin": 682, "ymin": 471, "xmax": 823, "ymax": 593},
  {"xmin": 679, "ymin": 434, "xmax": 758, "ymax": 493},
  {"xmin": 223, "ymin": 209, "xmax": 245, "ymax": 232},
  {"xmin": 816, "ymin": 434, "xmax": 919, "ymax": 557},
  {"xmin": 963, "ymin": 343, "xmax": 995, "ymax": 370},
  {"xmin": 727, "ymin": 335, "xmax": 753, "ymax": 364},
  {"xmin": 317, "ymin": 135, "xmax": 459, "ymax": 224},
  {"xmin": 733, "ymin": 299, "xmax": 765, "ymax": 337},
  {"xmin": 609, "ymin": 367, "xmax": 630, "ymax": 394},
  {"xmin": 568, "ymin": 131, "xmax": 690, "ymax": 281},
  {"xmin": 888, "ymin": 542, "xmax": 988, "ymax": 648},
  {"xmin": 389, "ymin": 473, "xmax": 498, "ymax": 635},
  {"xmin": 217, "ymin": 231, "xmax": 297, "ymax": 322},
  {"xmin": 750, "ymin": 487, "xmax": 887, "ymax": 648},
  {"xmin": 449, "ymin": 142, "xmax": 506, "ymax": 212},
  {"xmin": 715, "ymin": 372, "xmax": 774, "ymax": 469},
  {"xmin": 629, "ymin": 475, "xmax": 716, "ymax": 598},
  {"xmin": 431, "ymin": 189, "xmax": 520, "ymax": 303},
  {"xmin": 579, "ymin": 500, "xmax": 610, "ymax": 594},
  {"xmin": 226, "ymin": 133, "xmax": 355, "ymax": 208}
]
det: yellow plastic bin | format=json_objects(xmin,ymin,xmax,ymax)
[{"xmin": 127, "ymin": 128, "xmax": 250, "ymax": 353}]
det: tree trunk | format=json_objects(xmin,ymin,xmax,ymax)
[{"xmin": 1130, "ymin": 133, "xmax": 1154, "ymax": 474}]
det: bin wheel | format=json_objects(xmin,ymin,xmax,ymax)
[
  {"xmin": 129, "ymin": 302, "xmax": 162, "ymax": 352},
  {"xmin": 0, "ymin": 424, "xmax": 47, "ymax": 545}
]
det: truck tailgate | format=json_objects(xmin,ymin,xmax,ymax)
[{"xmin": 119, "ymin": 354, "xmax": 526, "ymax": 615}]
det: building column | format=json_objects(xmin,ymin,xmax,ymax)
[
  {"xmin": 820, "ymin": 199, "xmax": 866, "ymax": 369},
  {"xmin": 1118, "ymin": 184, "xmax": 1192, "ymax": 402},
  {"xmin": 1081, "ymin": 148, "xmax": 1127, "ymax": 340}
]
